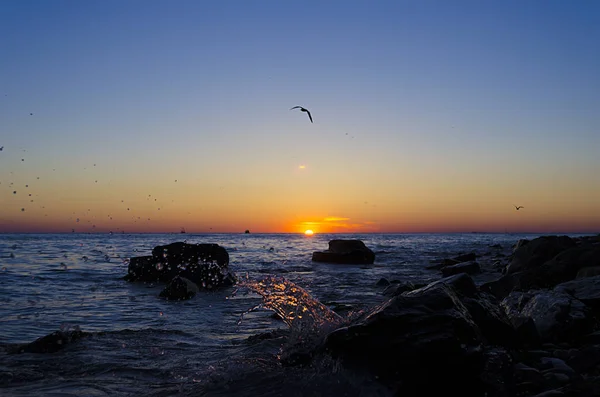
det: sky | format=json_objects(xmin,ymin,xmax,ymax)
[{"xmin": 1, "ymin": 0, "xmax": 599, "ymax": 234}]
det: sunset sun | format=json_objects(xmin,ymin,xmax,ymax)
[{"xmin": 304, "ymin": 229, "xmax": 314, "ymax": 236}]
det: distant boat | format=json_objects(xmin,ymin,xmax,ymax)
[
  {"xmin": 180, "ymin": 228, "xmax": 186, "ymax": 234},
  {"xmin": 244, "ymin": 230, "xmax": 250, "ymax": 234}
]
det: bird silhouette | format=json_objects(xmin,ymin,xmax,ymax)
[
  {"xmin": 290, "ymin": 106, "xmax": 313, "ymax": 123},
  {"xmin": 514, "ymin": 205, "xmax": 524, "ymax": 210},
  {"xmin": 0, "ymin": 146, "xmax": 3, "ymax": 151}
]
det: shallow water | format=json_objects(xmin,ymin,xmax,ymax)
[{"xmin": 0, "ymin": 232, "xmax": 588, "ymax": 396}]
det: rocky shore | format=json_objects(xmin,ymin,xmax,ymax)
[{"xmin": 312, "ymin": 234, "xmax": 600, "ymax": 396}]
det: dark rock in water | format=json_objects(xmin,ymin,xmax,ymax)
[
  {"xmin": 441, "ymin": 261, "xmax": 481, "ymax": 277},
  {"xmin": 123, "ymin": 255, "xmax": 157, "ymax": 282},
  {"xmin": 426, "ymin": 252, "xmax": 477, "ymax": 270},
  {"xmin": 8, "ymin": 328, "xmax": 86, "ymax": 354},
  {"xmin": 159, "ymin": 276, "xmax": 199, "ymax": 300},
  {"xmin": 324, "ymin": 279, "xmax": 485, "ymax": 394},
  {"xmin": 311, "ymin": 239, "xmax": 375, "ymax": 264},
  {"xmin": 506, "ymin": 235, "xmax": 576, "ymax": 275},
  {"xmin": 124, "ymin": 242, "xmax": 236, "ymax": 290},
  {"xmin": 375, "ymin": 277, "xmax": 389, "ymax": 287}
]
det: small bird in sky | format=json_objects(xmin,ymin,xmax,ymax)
[
  {"xmin": 290, "ymin": 106, "xmax": 313, "ymax": 123},
  {"xmin": 0, "ymin": 146, "xmax": 3, "ymax": 151},
  {"xmin": 514, "ymin": 205, "xmax": 524, "ymax": 210}
]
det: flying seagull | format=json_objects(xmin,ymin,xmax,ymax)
[
  {"xmin": 514, "ymin": 205, "xmax": 524, "ymax": 210},
  {"xmin": 290, "ymin": 106, "xmax": 313, "ymax": 123}
]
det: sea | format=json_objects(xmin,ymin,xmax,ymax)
[{"xmin": 0, "ymin": 232, "xmax": 591, "ymax": 396}]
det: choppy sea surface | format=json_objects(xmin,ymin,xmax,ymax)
[{"xmin": 0, "ymin": 232, "xmax": 591, "ymax": 396}]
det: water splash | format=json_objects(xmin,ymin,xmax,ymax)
[{"xmin": 236, "ymin": 275, "xmax": 346, "ymax": 364}]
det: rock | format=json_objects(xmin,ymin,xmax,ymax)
[
  {"xmin": 441, "ymin": 261, "xmax": 481, "ymax": 277},
  {"xmin": 159, "ymin": 276, "xmax": 199, "ymax": 300},
  {"xmin": 577, "ymin": 266, "xmax": 600, "ymax": 279},
  {"xmin": 538, "ymin": 357, "xmax": 576, "ymax": 376},
  {"xmin": 375, "ymin": 278, "xmax": 390, "ymax": 287},
  {"xmin": 555, "ymin": 275, "xmax": 600, "ymax": 308},
  {"xmin": 480, "ymin": 272, "xmax": 522, "ymax": 300},
  {"xmin": 454, "ymin": 252, "xmax": 478, "ymax": 263},
  {"xmin": 123, "ymin": 255, "xmax": 159, "ymax": 282},
  {"xmin": 532, "ymin": 246, "xmax": 600, "ymax": 287},
  {"xmin": 412, "ymin": 272, "xmax": 479, "ymax": 297},
  {"xmin": 564, "ymin": 345, "xmax": 600, "ymax": 373},
  {"xmin": 530, "ymin": 390, "xmax": 565, "ymax": 397},
  {"xmin": 382, "ymin": 281, "xmax": 417, "ymax": 297},
  {"xmin": 323, "ymin": 280, "xmax": 485, "ymax": 393},
  {"xmin": 501, "ymin": 290, "xmax": 593, "ymax": 344},
  {"xmin": 513, "ymin": 362, "xmax": 546, "ymax": 386},
  {"xmin": 415, "ymin": 274, "xmax": 518, "ymax": 347},
  {"xmin": 311, "ymin": 239, "xmax": 375, "ymax": 264},
  {"xmin": 125, "ymin": 242, "xmax": 236, "ymax": 290},
  {"xmin": 480, "ymin": 348, "xmax": 516, "ymax": 397},
  {"xmin": 426, "ymin": 252, "xmax": 477, "ymax": 270},
  {"xmin": 8, "ymin": 328, "xmax": 86, "ymax": 354},
  {"xmin": 482, "ymin": 243, "xmax": 600, "ymax": 298},
  {"xmin": 506, "ymin": 235, "xmax": 576, "ymax": 275}
]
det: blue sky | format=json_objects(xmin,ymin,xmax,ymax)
[{"xmin": 1, "ymin": 0, "xmax": 599, "ymax": 233}]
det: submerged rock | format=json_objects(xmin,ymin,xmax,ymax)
[
  {"xmin": 8, "ymin": 327, "xmax": 86, "ymax": 354},
  {"xmin": 311, "ymin": 239, "xmax": 375, "ymax": 264},
  {"xmin": 159, "ymin": 276, "xmax": 199, "ymax": 300}
]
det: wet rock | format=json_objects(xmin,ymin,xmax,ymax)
[
  {"xmin": 564, "ymin": 345, "xmax": 600, "ymax": 373},
  {"xmin": 382, "ymin": 281, "xmax": 417, "ymax": 297},
  {"xmin": 375, "ymin": 278, "xmax": 390, "ymax": 287},
  {"xmin": 441, "ymin": 261, "xmax": 481, "ymax": 277},
  {"xmin": 506, "ymin": 235, "xmax": 576, "ymax": 275},
  {"xmin": 311, "ymin": 239, "xmax": 375, "ymax": 264},
  {"xmin": 530, "ymin": 390, "xmax": 565, "ymax": 397},
  {"xmin": 8, "ymin": 329, "xmax": 86, "ymax": 354},
  {"xmin": 480, "ymin": 348, "xmax": 516, "ymax": 397},
  {"xmin": 555, "ymin": 275, "xmax": 600, "ymax": 308},
  {"xmin": 501, "ymin": 290, "xmax": 593, "ymax": 344},
  {"xmin": 426, "ymin": 252, "xmax": 477, "ymax": 270},
  {"xmin": 123, "ymin": 255, "xmax": 158, "ymax": 282},
  {"xmin": 124, "ymin": 242, "xmax": 236, "ymax": 291},
  {"xmin": 323, "ymin": 280, "xmax": 485, "ymax": 394},
  {"xmin": 159, "ymin": 276, "xmax": 199, "ymax": 300}
]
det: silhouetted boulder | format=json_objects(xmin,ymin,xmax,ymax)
[
  {"xmin": 324, "ymin": 280, "xmax": 484, "ymax": 394},
  {"xmin": 506, "ymin": 236, "xmax": 576, "ymax": 275},
  {"xmin": 501, "ymin": 290, "xmax": 593, "ymax": 344},
  {"xmin": 311, "ymin": 239, "xmax": 375, "ymax": 264},
  {"xmin": 124, "ymin": 242, "xmax": 236, "ymax": 294}
]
